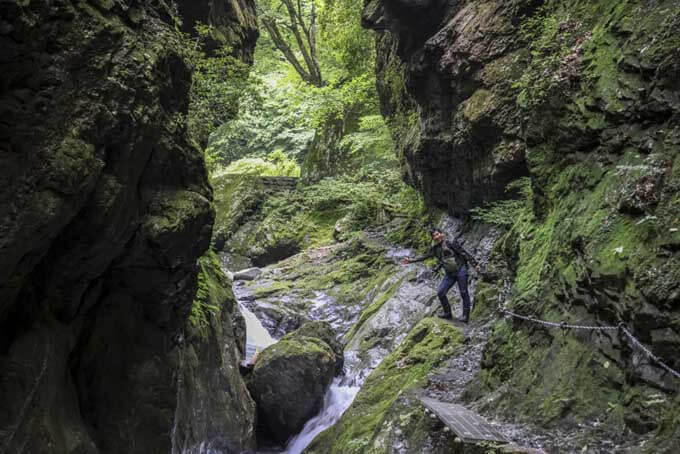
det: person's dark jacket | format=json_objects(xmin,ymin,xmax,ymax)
[{"xmin": 412, "ymin": 239, "xmax": 477, "ymax": 275}]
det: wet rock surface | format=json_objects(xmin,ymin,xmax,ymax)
[
  {"xmin": 231, "ymin": 219, "xmax": 497, "ymax": 378},
  {"xmin": 234, "ymin": 267, "xmax": 263, "ymax": 281}
]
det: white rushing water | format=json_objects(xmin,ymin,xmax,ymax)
[
  {"xmin": 239, "ymin": 302, "xmax": 276, "ymax": 349},
  {"xmin": 284, "ymin": 378, "xmax": 360, "ymax": 454}
]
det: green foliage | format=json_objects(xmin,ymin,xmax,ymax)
[
  {"xmin": 213, "ymin": 163, "xmax": 429, "ymax": 263},
  {"xmin": 292, "ymin": 168, "xmax": 411, "ymax": 232},
  {"xmin": 206, "ymin": 67, "xmax": 314, "ymax": 166},
  {"xmin": 179, "ymin": 24, "xmax": 257, "ymax": 150},
  {"xmin": 319, "ymin": 0, "xmax": 375, "ymax": 78},
  {"xmin": 470, "ymin": 177, "xmax": 533, "ymax": 226},
  {"xmin": 337, "ymin": 115, "xmax": 393, "ymax": 165},
  {"xmin": 259, "ymin": 0, "xmax": 324, "ymax": 86},
  {"xmin": 207, "ymin": 0, "xmax": 382, "ymax": 174},
  {"xmin": 214, "ymin": 150, "xmax": 301, "ymax": 177},
  {"xmin": 190, "ymin": 251, "xmax": 232, "ymax": 335},
  {"xmin": 513, "ymin": 3, "xmax": 589, "ymax": 108}
]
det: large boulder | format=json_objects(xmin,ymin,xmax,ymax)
[{"xmin": 247, "ymin": 322, "xmax": 343, "ymax": 443}]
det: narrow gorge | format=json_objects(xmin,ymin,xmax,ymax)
[{"xmin": 1, "ymin": 0, "xmax": 679, "ymax": 453}]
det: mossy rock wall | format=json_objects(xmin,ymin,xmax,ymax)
[
  {"xmin": 173, "ymin": 251, "xmax": 256, "ymax": 453},
  {"xmin": 211, "ymin": 173, "xmax": 346, "ymax": 267},
  {"xmin": 365, "ymin": 0, "xmax": 680, "ymax": 447},
  {"xmin": 0, "ymin": 1, "xmax": 256, "ymax": 452}
]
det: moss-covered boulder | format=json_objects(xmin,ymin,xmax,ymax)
[
  {"xmin": 247, "ymin": 322, "xmax": 343, "ymax": 443},
  {"xmin": 292, "ymin": 320, "xmax": 344, "ymax": 373}
]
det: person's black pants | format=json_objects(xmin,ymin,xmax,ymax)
[{"xmin": 436, "ymin": 266, "xmax": 470, "ymax": 317}]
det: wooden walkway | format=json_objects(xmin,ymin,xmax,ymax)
[{"xmin": 418, "ymin": 395, "xmax": 510, "ymax": 444}]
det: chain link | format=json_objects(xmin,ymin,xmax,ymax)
[
  {"xmin": 620, "ymin": 326, "xmax": 680, "ymax": 380},
  {"xmin": 499, "ymin": 308, "xmax": 620, "ymax": 331},
  {"xmin": 496, "ymin": 287, "xmax": 680, "ymax": 380}
]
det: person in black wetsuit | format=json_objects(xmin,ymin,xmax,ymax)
[{"xmin": 401, "ymin": 228, "xmax": 480, "ymax": 322}]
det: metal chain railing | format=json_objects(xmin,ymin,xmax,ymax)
[
  {"xmin": 619, "ymin": 325, "xmax": 680, "ymax": 380},
  {"xmin": 499, "ymin": 308, "xmax": 620, "ymax": 331},
  {"xmin": 496, "ymin": 287, "xmax": 680, "ymax": 381}
]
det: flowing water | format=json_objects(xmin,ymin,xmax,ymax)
[
  {"xmin": 237, "ymin": 288, "xmax": 360, "ymax": 453},
  {"xmin": 232, "ymin": 268, "xmax": 362, "ymax": 454},
  {"xmin": 239, "ymin": 302, "xmax": 276, "ymax": 350},
  {"xmin": 284, "ymin": 377, "xmax": 360, "ymax": 454}
]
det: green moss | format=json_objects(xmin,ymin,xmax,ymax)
[
  {"xmin": 256, "ymin": 336, "xmax": 333, "ymax": 365},
  {"xmin": 581, "ymin": 1, "xmax": 629, "ymax": 112},
  {"xmin": 344, "ymin": 275, "xmax": 402, "ymax": 344},
  {"xmin": 190, "ymin": 250, "xmax": 233, "ymax": 335},
  {"xmin": 253, "ymin": 281, "xmax": 293, "ymax": 298},
  {"xmin": 648, "ymin": 395, "xmax": 680, "ymax": 452},
  {"xmin": 462, "ymin": 89, "xmax": 497, "ymax": 123},
  {"xmin": 473, "ymin": 320, "xmax": 624, "ymax": 427},
  {"xmin": 307, "ymin": 318, "xmax": 463, "ymax": 454},
  {"xmin": 145, "ymin": 190, "xmax": 210, "ymax": 237}
]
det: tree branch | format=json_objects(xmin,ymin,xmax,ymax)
[
  {"xmin": 261, "ymin": 16, "xmax": 316, "ymax": 85},
  {"xmin": 281, "ymin": 0, "xmax": 323, "ymax": 86}
]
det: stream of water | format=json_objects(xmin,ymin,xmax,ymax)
[
  {"xmin": 284, "ymin": 377, "xmax": 359, "ymax": 454},
  {"xmin": 236, "ymin": 276, "xmax": 361, "ymax": 454},
  {"xmin": 239, "ymin": 302, "xmax": 276, "ymax": 350}
]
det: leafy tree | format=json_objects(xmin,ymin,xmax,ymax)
[
  {"xmin": 319, "ymin": 0, "xmax": 374, "ymax": 79},
  {"xmin": 205, "ymin": 0, "xmax": 389, "ymax": 179},
  {"xmin": 181, "ymin": 24, "xmax": 258, "ymax": 149},
  {"xmin": 260, "ymin": 0, "xmax": 324, "ymax": 86}
]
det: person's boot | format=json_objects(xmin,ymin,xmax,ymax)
[
  {"xmin": 457, "ymin": 307, "xmax": 470, "ymax": 324},
  {"xmin": 437, "ymin": 311, "xmax": 453, "ymax": 320}
]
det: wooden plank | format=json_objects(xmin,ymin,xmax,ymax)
[{"xmin": 418, "ymin": 396, "xmax": 509, "ymax": 444}]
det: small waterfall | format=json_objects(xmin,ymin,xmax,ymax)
[
  {"xmin": 284, "ymin": 377, "xmax": 360, "ymax": 454},
  {"xmin": 240, "ymin": 303, "xmax": 276, "ymax": 349}
]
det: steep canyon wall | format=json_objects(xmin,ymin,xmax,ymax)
[
  {"xmin": 364, "ymin": 0, "xmax": 680, "ymax": 447},
  {"xmin": 0, "ymin": 1, "xmax": 256, "ymax": 452}
]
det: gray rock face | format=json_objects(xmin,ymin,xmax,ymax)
[
  {"xmin": 246, "ymin": 323, "xmax": 342, "ymax": 444},
  {"xmin": 0, "ymin": 1, "xmax": 256, "ymax": 453},
  {"xmin": 363, "ymin": 0, "xmax": 531, "ymax": 214},
  {"xmin": 233, "ymin": 267, "xmax": 263, "ymax": 281}
]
